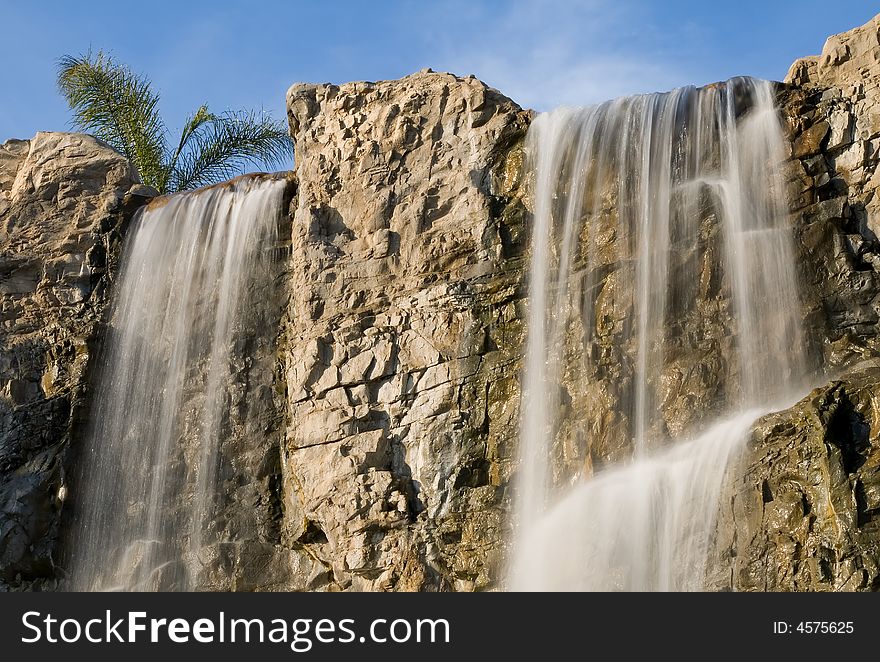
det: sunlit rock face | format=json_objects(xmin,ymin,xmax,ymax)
[
  {"xmin": 781, "ymin": 13, "xmax": 880, "ymax": 367},
  {"xmin": 0, "ymin": 133, "xmax": 149, "ymax": 589},
  {"xmin": 712, "ymin": 360, "xmax": 880, "ymax": 592},
  {"xmin": 281, "ymin": 71, "xmax": 530, "ymax": 591}
]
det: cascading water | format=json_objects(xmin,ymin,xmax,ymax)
[
  {"xmin": 511, "ymin": 78, "xmax": 809, "ymax": 591},
  {"xmin": 66, "ymin": 175, "xmax": 285, "ymax": 591}
]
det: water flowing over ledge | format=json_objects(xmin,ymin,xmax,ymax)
[
  {"xmin": 511, "ymin": 78, "xmax": 809, "ymax": 591},
  {"xmin": 66, "ymin": 176, "xmax": 285, "ymax": 591}
]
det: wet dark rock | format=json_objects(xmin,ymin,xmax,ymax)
[{"xmin": 710, "ymin": 360, "xmax": 880, "ymax": 591}]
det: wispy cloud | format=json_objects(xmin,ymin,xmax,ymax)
[{"xmin": 417, "ymin": 0, "xmax": 703, "ymax": 110}]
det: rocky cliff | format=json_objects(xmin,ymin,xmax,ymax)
[
  {"xmin": 281, "ymin": 72, "xmax": 529, "ymax": 590},
  {"xmin": 713, "ymin": 361, "xmax": 880, "ymax": 591},
  {"xmin": 3, "ymin": 15, "xmax": 880, "ymax": 592}
]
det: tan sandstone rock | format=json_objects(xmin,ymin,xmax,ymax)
[
  {"xmin": 785, "ymin": 13, "xmax": 880, "ymax": 242},
  {"xmin": 281, "ymin": 70, "xmax": 530, "ymax": 590}
]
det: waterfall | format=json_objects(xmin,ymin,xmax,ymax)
[
  {"xmin": 66, "ymin": 175, "xmax": 285, "ymax": 591},
  {"xmin": 512, "ymin": 78, "xmax": 807, "ymax": 591}
]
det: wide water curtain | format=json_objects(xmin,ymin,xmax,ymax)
[
  {"xmin": 513, "ymin": 78, "xmax": 807, "ymax": 591},
  {"xmin": 67, "ymin": 177, "xmax": 285, "ymax": 591}
]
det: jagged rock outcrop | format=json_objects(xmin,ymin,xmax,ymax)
[
  {"xmin": 0, "ymin": 133, "xmax": 150, "ymax": 589},
  {"xmin": 781, "ymin": 12, "xmax": 880, "ymax": 366},
  {"xmin": 281, "ymin": 71, "xmax": 530, "ymax": 590},
  {"xmin": 710, "ymin": 360, "xmax": 880, "ymax": 591}
]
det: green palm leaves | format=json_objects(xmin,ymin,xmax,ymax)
[{"xmin": 57, "ymin": 51, "xmax": 292, "ymax": 193}]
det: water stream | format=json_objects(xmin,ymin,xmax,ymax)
[
  {"xmin": 66, "ymin": 175, "xmax": 285, "ymax": 591},
  {"xmin": 511, "ymin": 78, "xmax": 807, "ymax": 591}
]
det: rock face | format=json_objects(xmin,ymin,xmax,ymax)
[
  {"xmin": 0, "ymin": 133, "xmax": 149, "ymax": 588},
  {"xmin": 781, "ymin": 13, "xmax": 880, "ymax": 367},
  {"xmin": 281, "ymin": 71, "xmax": 530, "ymax": 591}
]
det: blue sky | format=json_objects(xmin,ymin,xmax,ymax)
[{"xmin": 1, "ymin": 0, "xmax": 876, "ymax": 150}]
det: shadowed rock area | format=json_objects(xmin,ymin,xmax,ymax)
[{"xmin": 0, "ymin": 133, "xmax": 151, "ymax": 589}]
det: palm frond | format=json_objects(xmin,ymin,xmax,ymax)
[
  {"xmin": 170, "ymin": 110, "xmax": 293, "ymax": 192},
  {"xmin": 57, "ymin": 51, "xmax": 292, "ymax": 193},
  {"xmin": 168, "ymin": 104, "xmax": 216, "ymax": 176},
  {"xmin": 57, "ymin": 50, "xmax": 168, "ymax": 190}
]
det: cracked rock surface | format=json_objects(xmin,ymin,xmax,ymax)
[{"xmin": 281, "ymin": 71, "xmax": 530, "ymax": 591}]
